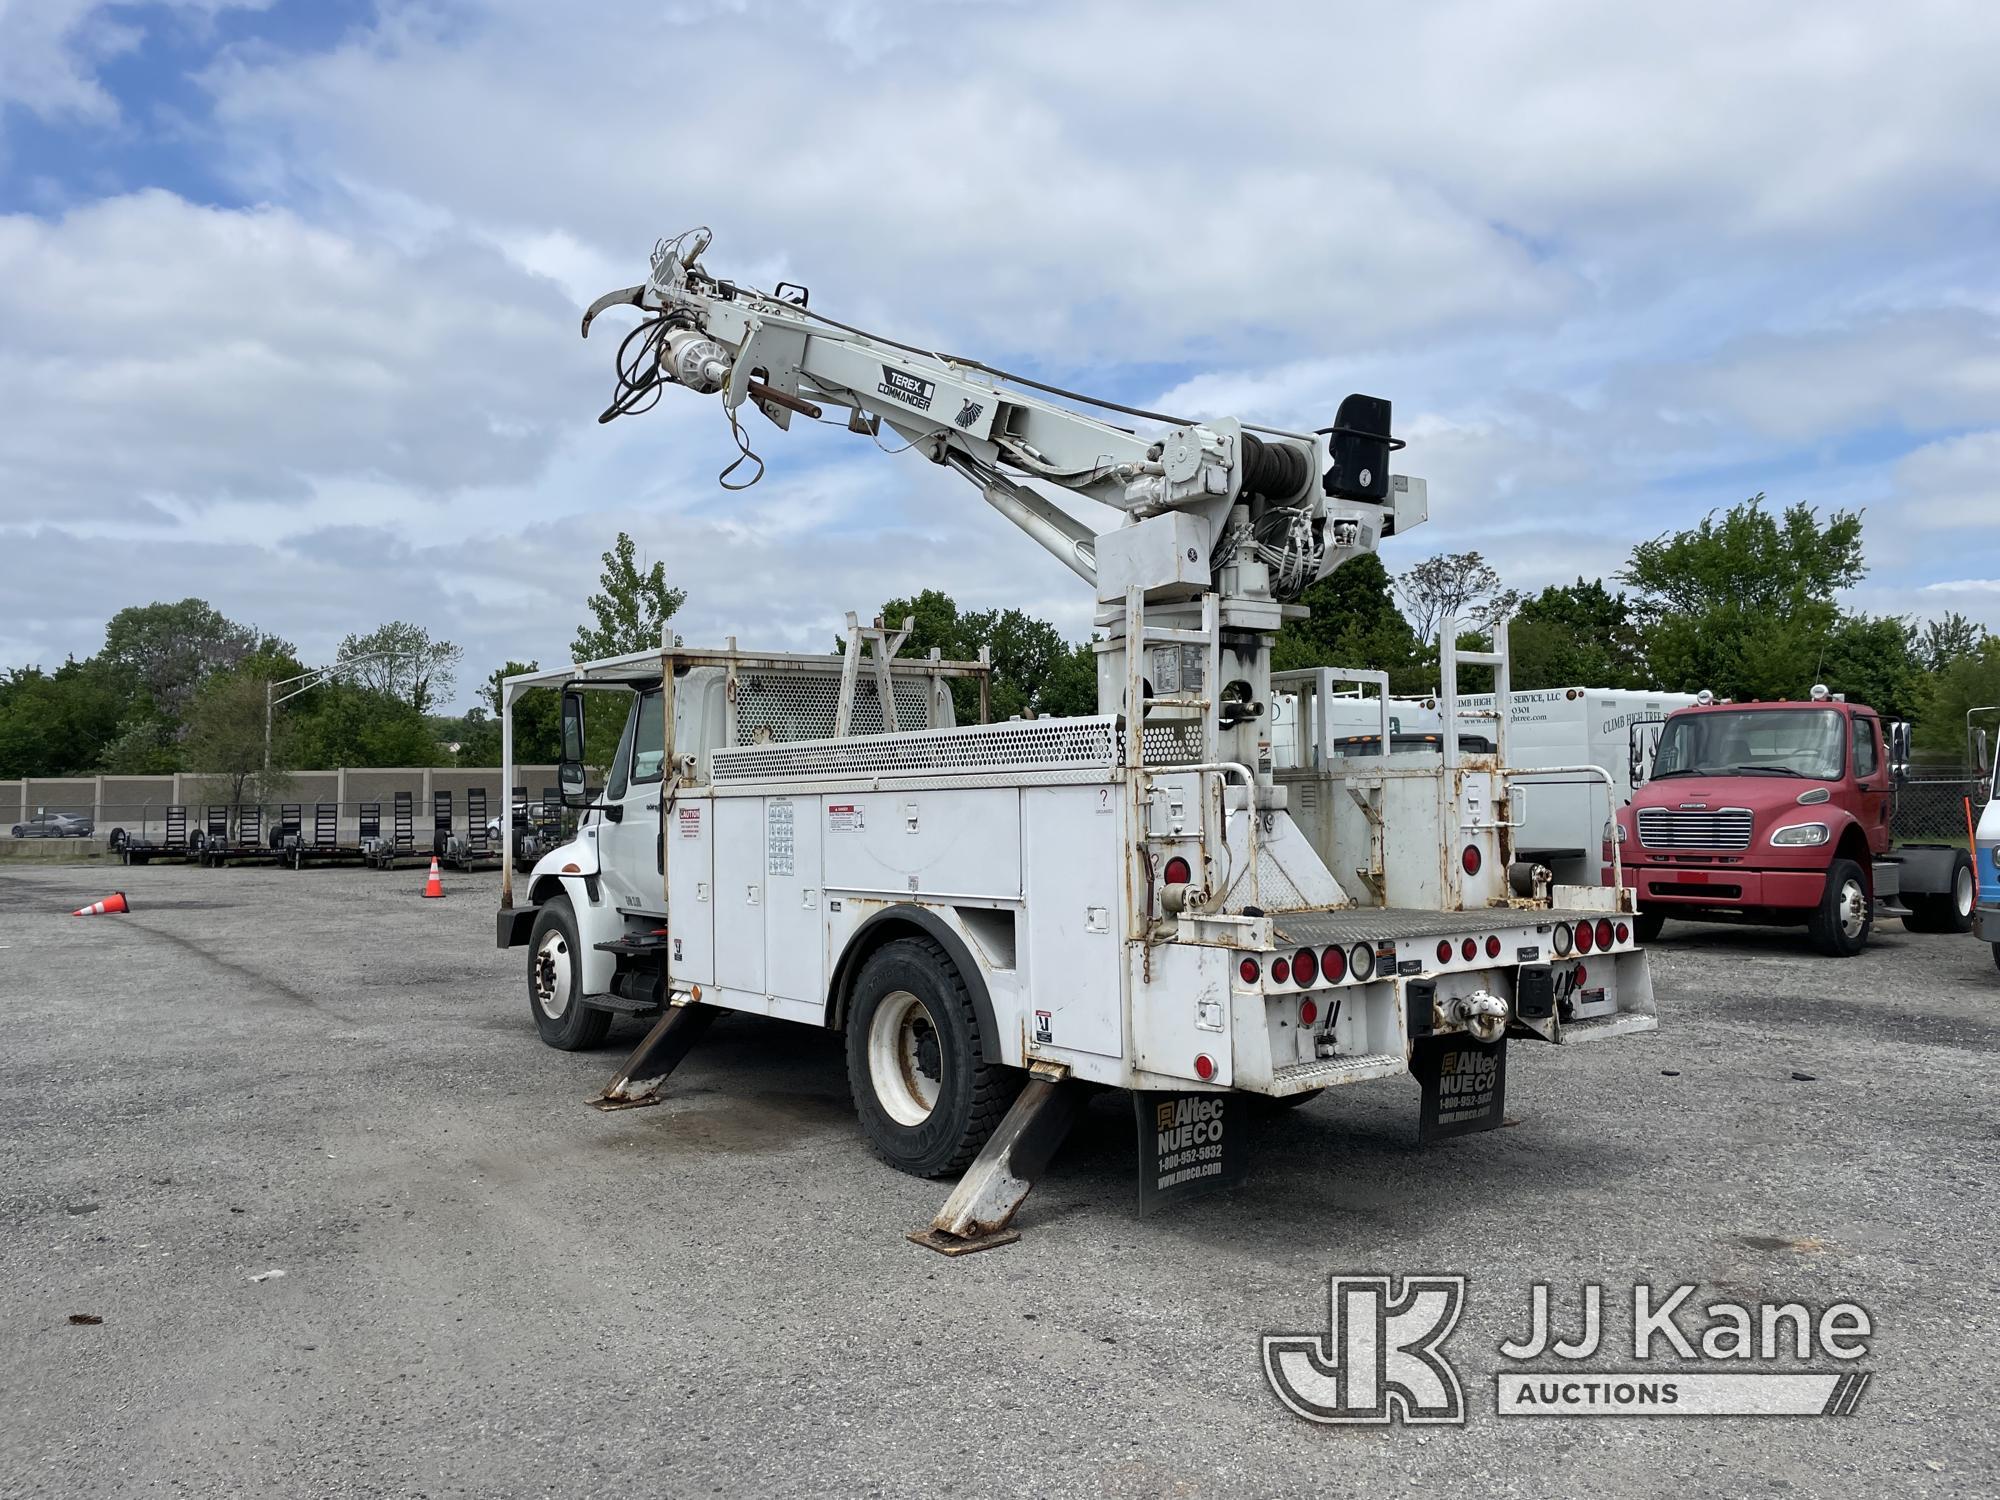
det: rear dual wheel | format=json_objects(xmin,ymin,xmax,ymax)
[
  {"xmin": 1903, "ymin": 852, "xmax": 1975, "ymax": 935},
  {"xmin": 845, "ymin": 937, "xmax": 1016, "ymax": 1178}
]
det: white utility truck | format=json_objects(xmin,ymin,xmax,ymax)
[
  {"xmin": 496, "ymin": 230, "xmax": 1657, "ymax": 1252},
  {"xmin": 1447, "ymin": 687, "xmax": 1699, "ymax": 886}
]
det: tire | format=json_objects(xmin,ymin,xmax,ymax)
[
  {"xmin": 1902, "ymin": 851, "xmax": 1975, "ymax": 935},
  {"xmin": 526, "ymin": 895, "xmax": 611, "ymax": 1050},
  {"xmin": 844, "ymin": 936, "xmax": 1017, "ymax": 1178},
  {"xmin": 1634, "ymin": 909, "xmax": 1666, "ymax": 943},
  {"xmin": 9, "ymin": 825, "xmax": 20, "ymax": 838},
  {"xmin": 1807, "ymin": 858, "xmax": 1872, "ymax": 957},
  {"xmin": 107, "ymin": 828, "xmax": 126, "ymax": 851},
  {"xmin": 1992, "ymin": 942, "xmax": 2000, "ymax": 973}
]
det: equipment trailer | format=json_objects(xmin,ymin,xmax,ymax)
[{"xmin": 497, "ymin": 230, "xmax": 1658, "ymax": 1250}]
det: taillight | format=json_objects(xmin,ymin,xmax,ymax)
[
  {"xmin": 1300, "ymin": 998, "xmax": 1318, "ymax": 1026},
  {"xmin": 1436, "ymin": 939, "xmax": 1453, "ymax": 964},
  {"xmin": 1462, "ymin": 845, "xmax": 1482, "ymax": 875},
  {"xmin": 1553, "ymin": 921, "xmax": 1574, "ymax": 956},
  {"xmin": 1485, "ymin": 935, "xmax": 1502, "ymax": 959},
  {"xmin": 1272, "ymin": 956, "xmax": 1291, "ymax": 985},
  {"xmin": 1349, "ymin": 943, "xmax": 1375, "ymax": 981},
  {"xmin": 1322, "ymin": 945, "xmax": 1347, "ymax": 983},
  {"xmin": 1163, "ymin": 856, "xmax": 1192, "ymax": 886},
  {"xmin": 1292, "ymin": 948, "xmax": 1318, "ymax": 986},
  {"xmin": 1461, "ymin": 937, "xmax": 1477, "ymax": 962},
  {"xmin": 1239, "ymin": 957, "xmax": 1261, "ymax": 984},
  {"xmin": 1575, "ymin": 920, "xmax": 1594, "ymax": 953},
  {"xmin": 1615, "ymin": 921, "xmax": 1630, "ymax": 944},
  {"xmin": 1194, "ymin": 1053, "xmax": 1216, "ymax": 1081},
  {"xmin": 1595, "ymin": 918, "xmax": 1615, "ymax": 950},
  {"xmin": 1573, "ymin": 962, "xmax": 1589, "ymax": 987}
]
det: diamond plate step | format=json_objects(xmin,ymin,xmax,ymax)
[{"xmin": 1267, "ymin": 1052, "xmax": 1408, "ymax": 1094}]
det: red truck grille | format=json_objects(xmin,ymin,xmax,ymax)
[{"xmin": 1637, "ymin": 807, "xmax": 1752, "ymax": 850}]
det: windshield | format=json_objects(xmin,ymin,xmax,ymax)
[{"xmin": 1652, "ymin": 708, "xmax": 1846, "ymax": 781}]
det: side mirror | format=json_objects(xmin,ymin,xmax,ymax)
[
  {"xmin": 1888, "ymin": 720, "xmax": 1912, "ymax": 785},
  {"xmin": 559, "ymin": 689, "xmax": 589, "ymax": 807}
]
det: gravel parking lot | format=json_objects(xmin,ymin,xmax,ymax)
[{"xmin": 2, "ymin": 863, "xmax": 1994, "ymax": 1498}]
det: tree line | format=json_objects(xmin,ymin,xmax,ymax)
[{"xmin": 3, "ymin": 497, "xmax": 1994, "ymax": 788}]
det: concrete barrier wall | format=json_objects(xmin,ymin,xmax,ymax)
[{"xmin": 5, "ymin": 765, "xmax": 563, "ymax": 840}]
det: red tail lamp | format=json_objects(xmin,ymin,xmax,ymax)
[
  {"xmin": 1291, "ymin": 947, "xmax": 1319, "ymax": 986},
  {"xmin": 1163, "ymin": 856, "xmax": 1192, "ymax": 886},
  {"xmin": 1321, "ymin": 945, "xmax": 1347, "ymax": 983}
]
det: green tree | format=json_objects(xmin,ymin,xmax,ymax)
[
  {"xmin": 336, "ymin": 621, "xmax": 463, "ymax": 714},
  {"xmin": 1618, "ymin": 494, "xmax": 1866, "ymax": 697},
  {"xmin": 867, "ymin": 590, "xmax": 1098, "ymax": 722},
  {"xmin": 1916, "ymin": 611, "xmax": 1987, "ymax": 673},
  {"xmin": 102, "ymin": 598, "xmax": 282, "ymax": 723},
  {"xmin": 1508, "ymin": 577, "xmax": 1650, "ymax": 690},
  {"xmin": 1817, "ymin": 614, "xmax": 1920, "ymax": 721},
  {"xmin": 182, "ymin": 671, "xmax": 294, "ymax": 824},
  {"xmin": 474, "ymin": 661, "xmax": 562, "ymax": 765},
  {"xmin": 1395, "ymin": 551, "xmax": 1522, "ymax": 644},
  {"xmin": 1914, "ymin": 637, "xmax": 2000, "ymax": 762},
  {"xmin": 289, "ymin": 683, "xmax": 443, "ymax": 769},
  {"xmin": 0, "ymin": 658, "xmax": 139, "ymax": 777},
  {"xmin": 573, "ymin": 532, "xmax": 687, "ymax": 661},
  {"xmin": 1271, "ymin": 553, "xmax": 1429, "ymax": 692}
]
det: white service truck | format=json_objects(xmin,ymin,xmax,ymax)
[
  {"xmin": 495, "ymin": 230, "xmax": 1658, "ymax": 1251},
  {"xmin": 1448, "ymin": 687, "xmax": 1699, "ymax": 886}
]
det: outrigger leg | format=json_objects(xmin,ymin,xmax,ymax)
[
  {"xmin": 908, "ymin": 1065, "xmax": 1084, "ymax": 1256},
  {"xmin": 590, "ymin": 999, "xmax": 716, "ymax": 1111}
]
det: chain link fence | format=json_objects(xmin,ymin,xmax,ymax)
[{"xmin": 1895, "ymin": 774, "xmax": 1990, "ymax": 843}]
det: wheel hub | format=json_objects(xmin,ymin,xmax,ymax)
[
  {"xmin": 533, "ymin": 932, "xmax": 572, "ymax": 1019},
  {"xmin": 1838, "ymin": 879, "xmax": 1867, "ymax": 940},
  {"xmin": 868, "ymin": 990, "xmax": 943, "ymax": 1126}
]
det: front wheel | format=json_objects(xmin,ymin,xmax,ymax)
[
  {"xmin": 8, "ymin": 825, "xmax": 20, "ymax": 838},
  {"xmin": 526, "ymin": 895, "xmax": 611, "ymax": 1050},
  {"xmin": 1808, "ymin": 858, "xmax": 1872, "ymax": 957},
  {"xmin": 845, "ymin": 936, "xmax": 1016, "ymax": 1178}
]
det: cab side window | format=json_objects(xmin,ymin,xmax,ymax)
[
  {"xmin": 630, "ymin": 690, "xmax": 666, "ymax": 786},
  {"xmin": 1852, "ymin": 718, "xmax": 1879, "ymax": 781}
]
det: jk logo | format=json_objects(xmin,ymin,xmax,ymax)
[{"xmin": 1263, "ymin": 1274, "xmax": 1466, "ymax": 1424}]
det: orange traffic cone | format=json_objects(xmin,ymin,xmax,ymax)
[
  {"xmin": 422, "ymin": 856, "xmax": 444, "ymax": 899},
  {"xmin": 72, "ymin": 891, "xmax": 130, "ymax": 917}
]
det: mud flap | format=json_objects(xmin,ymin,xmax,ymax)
[
  {"xmin": 1134, "ymin": 1091, "xmax": 1250, "ymax": 1215},
  {"xmin": 1412, "ymin": 1034, "xmax": 1508, "ymax": 1142}
]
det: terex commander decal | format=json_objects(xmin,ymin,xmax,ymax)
[{"xmin": 877, "ymin": 364, "xmax": 935, "ymax": 412}]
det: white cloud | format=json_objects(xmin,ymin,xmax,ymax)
[{"xmin": 7, "ymin": 1, "xmax": 2000, "ymax": 701}]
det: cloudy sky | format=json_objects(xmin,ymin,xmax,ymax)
[{"xmin": 3, "ymin": 0, "xmax": 1996, "ymax": 708}]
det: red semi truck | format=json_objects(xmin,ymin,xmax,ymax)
[{"xmin": 1611, "ymin": 692, "xmax": 1976, "ymax": 956}]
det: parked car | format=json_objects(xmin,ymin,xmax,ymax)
[{"xmin": 11, "ymin": 811, "xmax": 95, "ymax": 838}]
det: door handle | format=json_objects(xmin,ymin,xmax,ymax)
[{"xmin": 646, "ymin": 802, "xmax": 660, "ymax": 811}]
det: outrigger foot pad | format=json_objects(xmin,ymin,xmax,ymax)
[
  {"xmin": 590, "ymin": 1001, "xmax": 715, "ymax": 1112},
  {"xmin": 908, "ymin": 1070, "xmax": 1084, "ymax": 1256}
]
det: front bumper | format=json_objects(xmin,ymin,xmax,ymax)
[
  {"xmin": 1618, "ymin": 862, "xmax": 1826, "ymax": 911},
  {"xmin": 1978, "ymin": 904, "xmax": 2000, "ymax": 943}
]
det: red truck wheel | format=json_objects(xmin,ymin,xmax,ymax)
[{"xmin": 1807, "ymin": 859, "xmax": 1872, "ymax": 957}]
